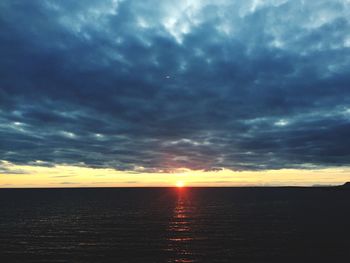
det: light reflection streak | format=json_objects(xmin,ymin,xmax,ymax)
[{"xmin": 166, "ymin": 189, "xmax": 197, "ymax": 263}]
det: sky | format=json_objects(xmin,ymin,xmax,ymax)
[{"xmin": 1, "ymin": 0, "xmax": 350, "ymax": 187}]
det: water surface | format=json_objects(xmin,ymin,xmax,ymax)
[{"xmin": 0, "ymin": 187, "xmax": 349, "ymax": 262}]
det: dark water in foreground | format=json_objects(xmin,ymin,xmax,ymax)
[{"xmin": 0, "ymin": 187, "xmax": 349, "ymax": 262}]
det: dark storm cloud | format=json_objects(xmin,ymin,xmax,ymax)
[{"xmin": 1, "ymin": 0, "xmax": 350, "ymax": 172}]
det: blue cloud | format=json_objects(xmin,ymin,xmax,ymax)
[{"xmin": 1, "ymin": 0, "xmax": 350, "ymax": 171}]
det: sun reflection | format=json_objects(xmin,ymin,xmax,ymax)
[{"xmin": 166, "ymin": 189, "xmax": 197, "ymax": 262}]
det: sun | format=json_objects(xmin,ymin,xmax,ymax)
[{"xmin": 175, "ymin": 181, "xmax": 185, "ymax": 188}]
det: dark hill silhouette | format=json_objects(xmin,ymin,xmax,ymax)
[
  {"xmin": 338, "ymin": 182, "xmax": 350, "ymax": 189},
  {"xmin": 341, "ymin": 182, "xmax": 350, "ymax": 189}
]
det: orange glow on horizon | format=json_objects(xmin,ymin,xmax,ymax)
[{"xmin": 1, "ymin": 160, "xmax": 350, "ymax": 188}]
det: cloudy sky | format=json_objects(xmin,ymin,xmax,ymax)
[{"xmin": 1, "ymin": 0, "xmax": 350, "ymax": 187}]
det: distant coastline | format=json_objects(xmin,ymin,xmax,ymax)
[{"xmin": 336, "ymin": 182, "xmax": 350, "ymax": 189}]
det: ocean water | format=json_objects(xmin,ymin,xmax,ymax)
[{"xmin": 0, "ymin": 187, "xmax": 349, "ymax": 262}]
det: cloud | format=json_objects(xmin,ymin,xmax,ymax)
[
  {"xmin": 0, "ymin": 161, "xmax": 30, "ymax": 174},
  {"xmin": 59, "ymin": 182, "xmax": 79, "ymax": 185},
  {"xmin": 1, "ymin": 0, "xmax": 350, "ymax": 172}
]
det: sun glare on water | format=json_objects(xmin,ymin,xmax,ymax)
[{"xmin": 176, "ymin": 181, "xmax": 185, "ymax": 188}]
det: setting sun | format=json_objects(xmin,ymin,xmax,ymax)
[{"xmin": 176, "ymin": 181, "xmax": 185, "ymax": 188}]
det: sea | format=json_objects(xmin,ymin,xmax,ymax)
[{"xmin": 0, "ymin": 187, "xmax": 349, "ymax": 262}]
